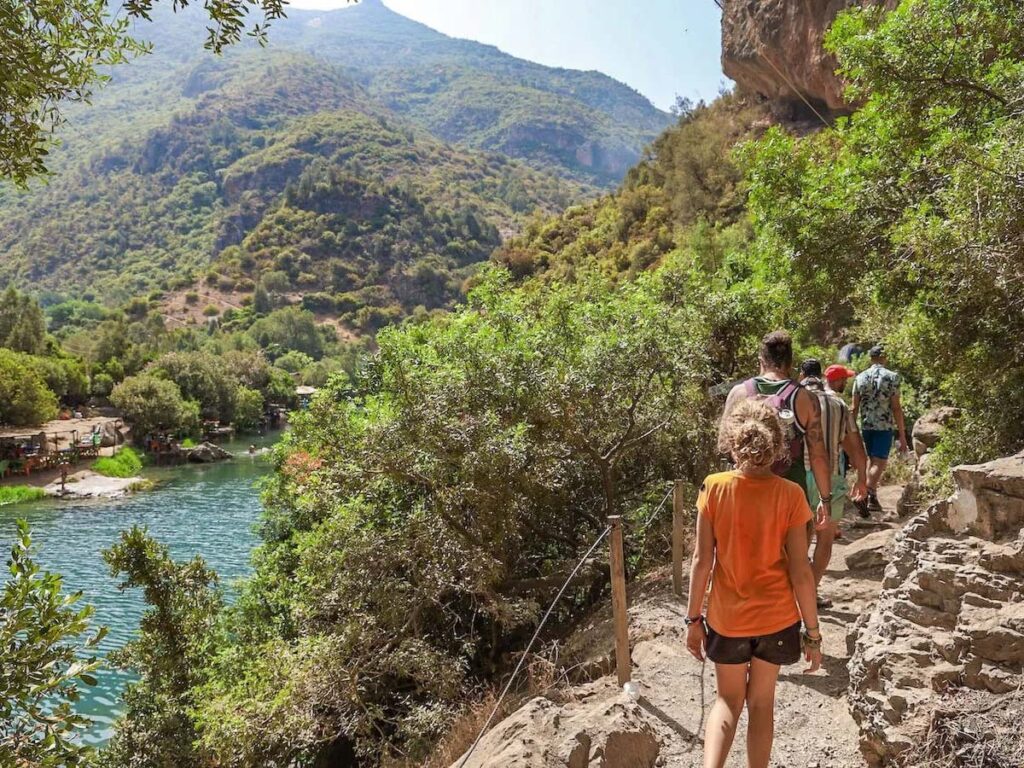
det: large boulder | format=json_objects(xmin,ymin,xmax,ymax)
[
  {"xmin": 848, "ymin": 451, "xmax": 1024, "ymax": 765},
  {"xmin": 912, "ymin": 406, "xmax": 959, "ymax": 457},
  {"xmin": 96, "ymin": 419, "xmax": 127, "ymax": 448},
  {"xmin": 449, "ymin": 696, "xmax": 659, "ymax": 768},
  {"xmin": 843, "ymin": 528, "xmax": 896, "ymax": 571},
  {"xmin": 186, "ymin": 441, "xmax": 233, "ymax": 463},
  {"xmin": 720, "ymin": 0, "xmax": 897, "ymax": 118}
]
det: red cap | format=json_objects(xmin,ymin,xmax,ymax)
[{"xmin": 825, "ymin": 364, "xmax": 856, "ymax": 382}]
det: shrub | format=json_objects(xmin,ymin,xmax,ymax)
[
  {"xmin": 0, "ymin": 486, "xmax": 47, "ymax": 506},
  {"xmin": 184, "ymin": 292, "xmax": 200, "ymax": 305},
  {"xmin": 92, "ymin": 447, "xmax": 144, "ymax": 478},
  {"xmin": 203, "ymin": 305, "xmax": 220, "ymax": 317},
  {"xmin": 194, "ymin": 268, "xmax": 721, "ymax": 762}
]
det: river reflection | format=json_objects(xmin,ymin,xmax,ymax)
[{"xmin": 0, "ymin": 436, "xmax": 276, "ymax": 745}]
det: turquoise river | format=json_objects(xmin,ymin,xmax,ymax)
[{"xmin": 0, "ymin": 437, "xmax": 277, "ymax": 745}]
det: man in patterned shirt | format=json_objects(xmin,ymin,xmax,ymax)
[{"xmin": 852, "ymin": 345, "xmax": 908, "ymax": 513}]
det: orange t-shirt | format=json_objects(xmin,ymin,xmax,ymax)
[{"xmin": 697, "ymin": 470, "xmax": 811, "ymax": 637}]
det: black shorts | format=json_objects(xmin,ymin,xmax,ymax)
[{"xmin": 705, "ymin": 620, "xmax": 802, "ymax": 666}]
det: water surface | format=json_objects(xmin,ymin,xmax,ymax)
[{"xmin": 0, "ymin": 438, "xmax": 275, "ymax": 744}]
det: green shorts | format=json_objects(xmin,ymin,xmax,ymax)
[{"xmin": 806, "ymin": 471, "xmax": 848, "ymax": 523}]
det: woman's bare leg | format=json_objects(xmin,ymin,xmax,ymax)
[
  {"xmin": 745, "ymin": 657, "xmax": 782, "ymax": 768},
  {"xmin": 704, "ymin": 663, "xmax": 749, "ymax": 768}
]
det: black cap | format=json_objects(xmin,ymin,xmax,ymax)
[
  {"xmin": 800, "ymin": 358, "xmax": 822, "ymax": 377},
  {"xmin": 869, "ymin": 344, "xmax": 886, "ymax": 358}
]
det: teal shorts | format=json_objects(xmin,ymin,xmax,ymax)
[{"xmin": 806, "ymin": 471, "xmax": 848, "ymax": 523}]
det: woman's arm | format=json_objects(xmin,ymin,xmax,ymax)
[
  {"xmin": 685, "ymin": 510, "xmax": 715, "ymax": 661},
  {"xmin": 785, "ymin": 522, "xmax": 822, "ymax": 672}
]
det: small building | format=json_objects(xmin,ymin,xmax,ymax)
[{"xmin": 295, "ymin": 385, "xmax": 318, "ymax": 410}]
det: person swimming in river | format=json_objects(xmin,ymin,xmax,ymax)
[{"xmin": 685, "ymin": 398, "xmax": 823, "ymax": 768}]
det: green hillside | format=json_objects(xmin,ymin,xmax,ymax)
[{"xmin": 0, "ymin": 52, "xmax": 581, "ymax": 317}]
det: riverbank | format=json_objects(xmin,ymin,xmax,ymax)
[{"xmin": 41, "ymin": 470, "xmax": 148, "ymax": 501}]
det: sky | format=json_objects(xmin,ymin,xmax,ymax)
[{"xmin": 288, "ymin": 0, "xmax": 728, "ymax": 111}]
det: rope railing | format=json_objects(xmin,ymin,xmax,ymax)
[{"xmin": 456, "ymin": 481, "xmax": 688, "ymax": 767}]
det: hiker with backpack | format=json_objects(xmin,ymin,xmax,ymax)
[
  {"xmin": 686, "ymin": 398, "xmax": 823, "ymax": 768},
  {"xmin": 851, "ymin": 344, "xmax": 908, "ymax": 514},
  {"xmin": 719, "ymin": 331, "xmax": 834, "ymax": 533},
  {"xmin": 799, "ymin": 359, "xmax": 869, "ymax": 600}
]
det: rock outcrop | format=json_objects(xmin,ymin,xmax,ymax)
[
  {"xmin": 720, "ymin": 0, "xmax": 896, "ymax": 119},
  {"xmin": 848, "ymin": 451, "xmax": 1024, "ymax": 765},
  {"xmin": 186, "ymin": 441, "xmax": 233, "ymax": 463}
]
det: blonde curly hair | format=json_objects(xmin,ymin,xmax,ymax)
[{"xmin": 718, "ymin": 399, "xmax": 787, "ymax": 469}]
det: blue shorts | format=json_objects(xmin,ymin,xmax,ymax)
[{"xmin": 862, "ymin": 429, "xmax": 894, "ymax": 460}]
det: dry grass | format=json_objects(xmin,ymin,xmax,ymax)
[
  {"xmin": 405, "ymin": 648, "xmax": 576, "ymax": 768},
  {"xmin": 882, "ymin": 450, "xmax": 916, "ymax": 486},
  {"xmin": 912, "ymin": 687, "xmax": 1024, "ymax": 768}
]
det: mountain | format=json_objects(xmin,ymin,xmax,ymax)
[
  {"xmin": 0, "ymin": 52, "xmax": 579, "ymax": 316},
  {"xmin": 0, "ymin": 0, "xmax": 671, "ymax": 315},
  {"xmin": 16, "ymin": 0, "xmax": 671, "ymax": 187},
  {"xmin": 267, "ymin": 0, "xmax": 672, "ymax": 182}
]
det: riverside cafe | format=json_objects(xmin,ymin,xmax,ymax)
[{"xmin": 0, "ymin": 427, "xmax": 102, "ymax": 478}]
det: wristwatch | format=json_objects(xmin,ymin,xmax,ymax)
[
  {"xmin": 820, "ymin": 494, "xmax": 833, "ymax": 504},
  {"xmin": 684, "ymin": 614, "xmax": 704, "ymax": 627}
]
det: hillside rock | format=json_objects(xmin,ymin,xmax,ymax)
[
  {"xmin": 898, "ymin": 406, "xmax": 959, "ymax": 517},
  {"xmin": 848, "ymin": 451, "xmax": 1024, "ymax": 765},
  {"xmin": 720, "ymin": 0, "xmax": 897, "ymax": 118}
]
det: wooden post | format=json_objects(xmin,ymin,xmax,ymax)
[
  {"xmin": 608, "ymin": 515, "xmax": 631, "ymax": 686},
  {"xmin": 672, "ymin": 480, "xmax": 685, "ymax": 597}
]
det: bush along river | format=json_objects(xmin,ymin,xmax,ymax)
[{"xmin": 0, "ymin": 436, "xmax": 277, "ymax": 745}]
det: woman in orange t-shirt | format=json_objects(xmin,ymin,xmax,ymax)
[{"xmin": 685, "ymin": 399, "xmax": 822, "ymax": 768}]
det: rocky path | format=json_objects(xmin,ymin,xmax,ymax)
[{"xmin": 454, "ymin": 486, "xmax": 905, "ymax": 768}]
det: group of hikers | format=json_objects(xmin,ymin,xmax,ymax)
[{"xmin": 684, "ymin": 330, "xmax": 907, "ymax": 768}]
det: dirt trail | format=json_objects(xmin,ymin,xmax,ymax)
[{"xmin": 627, "ymin": 485, "xmax": 903, "ymax": 767}]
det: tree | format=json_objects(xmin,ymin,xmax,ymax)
[
  {"xmin": 0, "ymin": 286, "xmax": 47, "ymax": 355},
  {"xmin": 248, "ymin": 307, "xmax": 325, "ymax": 360},
  {"xmin": 2, "ymin": 0, "xmax": 290, "ymax": 185},
  {"xmin": 1, "ymin": 520, "xmax": 106, "ymax": 767},
  {"xmin": 98, "ymin": 527, "xmax": 222, "ymax": 768},
  {"xmin": 109, "ymin": 375, "xmax": 199, "ymax": 438},
  {"xmin": 0, "ymin": 349, "xmax": 59, "ymax": 426},
  {"xmin": 232, "ymin": 386, "xmax": 265, "ymax": 433},
  {"xmin": 146, "ymin": 351, "xmax": 237, "ymax": 422},
  {"xmin": 252, "ymin": 278, "xmax": 272, "ymax": 315}
]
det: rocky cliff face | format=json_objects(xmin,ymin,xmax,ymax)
[
  {"xmin": 848, "ymin": 451, "xmax": 1024, "ymax": 765},
  {"xmin": 720, "ymin": 0, "xmax": 895, "ymax": 118}
]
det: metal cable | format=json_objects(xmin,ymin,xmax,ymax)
[{"xmin": 456, "ymin": 524, "xmax": 614, "ymax": 768}]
